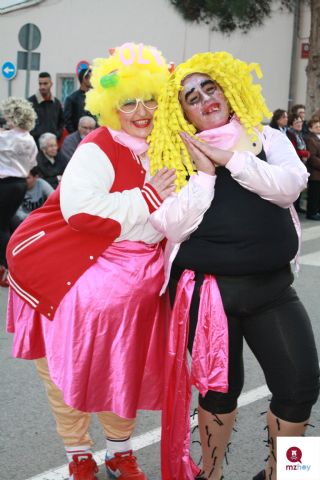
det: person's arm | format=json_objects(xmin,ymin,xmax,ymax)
[
  {"xmin": 59, "ymin": 134, "xmax": 77, "ymax": 165},
  {"xmin": 287, "ymin": 131, "xmax": 309, "ymax": 162},
  {"xmin": 28, "ymin": 96, "xmax": 41, "ymax": 142},
  {"xmin": 56, "ymin": 100, "xmax": 65, "ymax": 139},
  {"xmin": 28, "ymin": 136, "xmax": 38, "ymax": 170},
  {"xmin": 150, "ymin": 171, "xmax": 216, "ymax": 243},
  {"xmin": 38, "ymin": 178, "xmax": 54, "ymax": 199},
  {"xmin": 150, "ymin": 136, "xmax": 217, "ymax": 243},
  {"xmin": 305, "ymin": 137, "xmax": 320, "ymax": 171},
  {"xmin": 60, "ymin": 142, "xmax": 173, "ymax": 238},
  {"xmin": 225, "ymin": 127, "xmax": 309, "ymax": 207},
  {"xmin": 182, "ymin": 127, "xmax": 308, "ymax": 209},
  {"xmin": 286, "ymin": 130, "xmax": 297, "ymax": 150},
  {"xmin": 63, "ymin": 96, "xmax": 75, "ymax": 133}
]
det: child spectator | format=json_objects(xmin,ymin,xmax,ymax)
[{"xmin": 10, "ymin": 166, "xmax": 54, "ymax": 230}]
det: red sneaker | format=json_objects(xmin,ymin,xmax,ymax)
[
  {"xmin": 0, "ymin": 265, "xmax": 8, "ymax": 287},
  {"xmin": 105, "ymin": 450, "xmax": 147, "ymax": 479},
  {"xmin": 69, "ymin": 453, "xmax": 99, "ymax": 480}
]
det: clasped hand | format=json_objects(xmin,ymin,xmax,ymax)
[
  {"xmin": 149, "ymin": 168, "xmax": 176, "ymax": 200},
  {"xmin": 180, "ymin": 132, "xmax": 233, "ymax": 175}
]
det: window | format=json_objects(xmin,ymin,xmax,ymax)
[{"xmin": 56, "ymin": 74, "xmax": 77, "ymax": 104}]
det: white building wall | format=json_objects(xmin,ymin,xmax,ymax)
[
  {"xmin": 293, "ymin": 1, "xmax": 311, "ymax": 106},
  {"xmin": 0, "ymin": 0, "xmax": 310, "ymax": 113}
]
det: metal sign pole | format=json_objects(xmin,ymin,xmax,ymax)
[
  {"xmin": 8, "ymin": 80, "xmax": 12, "ymax": 97},
  {"xmin": 25, "ymin": 24, "xmax": 34, "ymax": 98}
]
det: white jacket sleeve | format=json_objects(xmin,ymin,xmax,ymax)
[
  {"xmin": 150, "ymin": 171, "xmax": 216, "ymax": 243},
  {"xmin": 60, "ymin": 142, "xmax": 150, "ymax": 236},
  {"xmin": 225, "ymin": 126, "xmax": 309, "ymax": 208}
]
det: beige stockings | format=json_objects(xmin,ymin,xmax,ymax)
[{"xmin": 34, "ymin": 357, "xmax": 136, "ymax": 447}]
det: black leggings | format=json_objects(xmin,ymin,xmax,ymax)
[
  {"xmin": 169, "ymin": 266, "xmax": 320, "ymax": 423},
  {"xmin": 0, "ymin": 177, "xmax": 27, "ymax": 267}
]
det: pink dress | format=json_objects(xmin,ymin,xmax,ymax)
[{"xmin": 7, "ymin": 240, "xmax": 168, "ymax": 417}]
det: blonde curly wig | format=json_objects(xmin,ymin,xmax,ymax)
[
  {"xmin": 86, "ymin": 43, "xmax": 169, "ymax": 130},
  {"xmin": 148, "ymin": 51, "xmax": 272, "ymax": 189},
  {"xmin": 1, "ymin": 97, "xmax": 37, "ymax": 132}
]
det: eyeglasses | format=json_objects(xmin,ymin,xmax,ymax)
[{"xmin": 118, "ymin": 98, "xmax": 157, "ymax": 114}]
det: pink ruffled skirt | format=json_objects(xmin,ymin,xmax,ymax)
[{"xmin": 7, "ymin": 241, "xmax": 169, "ymax": 417}]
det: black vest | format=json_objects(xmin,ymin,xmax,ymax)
[{"xmin": 174, "ymin": 149, "xmax": 298, "ymax": 275}]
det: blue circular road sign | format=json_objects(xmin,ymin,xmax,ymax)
[
  {"xmin": 2, "ymin": 61, "xmax": 17, "ymax": 80},
  {"xmin": 76, "ymin": 60, "xmax": 90, "ymax": 75}
]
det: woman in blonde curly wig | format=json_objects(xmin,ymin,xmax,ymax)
[
  {"xmin": 1, "ymin": 96, "xmax": 37, "ymax": 131},
  {"xmin": 0, "ymin": 97, "xmax": 37, "ymax": 286},
  {"xmin": 149, "ymin": 51, "xmax": 271, "ymax": 189},
  {"xmin": 6, "ymin": 44, "xmax": 176, "ymax": 480},
  {"xmin": 149, "ymin": 52, "xmax": 319, "ymax": 480}
]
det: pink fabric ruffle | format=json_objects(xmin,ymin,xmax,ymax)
[
  {"xmin": 109, "ymin": 128, "xmax": 149, "ymax": 155},
  {"xmin": 7, "ymin": 241, "xmax": 169, "ymax": 417},
  {"xmin": 196, "ymin": 116, "xmax": 243, "ymax": 150},
  {"xmin": 161, "ymin": 270, "xmax": 228, "ymax": 479}
]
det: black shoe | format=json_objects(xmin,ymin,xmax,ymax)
[
  {"xmin": 252, "ymin": 470, "xmax": 266, "ymax": 480},
  {"xmin": 306, "ymin": 213, "xmax": 320, "ymax": 220}
]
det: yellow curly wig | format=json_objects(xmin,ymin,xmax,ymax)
[
  {"xmin": 148, "ymin": 51, "xmax": 272, "ymax": 189},
  {"xmin": 86, "ymin": 43, "xmax": 169, "ymax": 130}
]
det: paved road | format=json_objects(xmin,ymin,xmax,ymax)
[{"xmin": 1, "ymin": 218, "xmax": 319, "ymax": 480}]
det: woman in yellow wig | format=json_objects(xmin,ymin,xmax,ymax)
[
  {"xmin": 149, "ymin": 52, "xmax": 319, "ymax": 480},
  {"xmin": 6, "ymin": 43, "xmax": 176, "ymax": 480}
]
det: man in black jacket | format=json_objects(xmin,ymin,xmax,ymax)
[
  {"xmin": 64, "ymin": 67, "xmax": 94, "ymax": 133},
  {"xmin": 28, "ymin": 72, "xmax": 64, "ymax": 146}
]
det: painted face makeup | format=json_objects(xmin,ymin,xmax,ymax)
[{"xmin": 179, "ymin": 73, "xmax": 230, "ymax": 132}]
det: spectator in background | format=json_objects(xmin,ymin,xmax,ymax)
[
  {"xmin": 304, "ymin": 117, "xmax": 320, "ymax": 220},
  {"xmin": 37, "ymin": 133, "xmax": 67, "ymax": 189},
  {"xmin": 28, "ymin": 72, "xmax": 64, "ymax": 145},
  {"xmin": 59, "ymin": 115, "xmax": 96, "ymax": 165},
  {"xmin": 269, "ymin": 108, "xmax": 288, "ymax": 133},
  {"xmin": 0, "ymin": 97, "xmax": 37, "ymax": 287},
  {"xmin": 287, "ymin": 113, "xmax": 310, "ymax": 213},
  {"xmin": 64, "ymin": 67, "xmax": 94, "ymax": 133},
  {"xmin": 287, "ymin": 114, "xmax": 310, "ymax": 162},
  {"xmin": 313, "ymin": 108, "xmax": 320, "ymax": 119},
  {"xmin": 0, "ymin": 113, "xmax": 6, "ymax": 128},
  {"xmin": 291, "ymin": 104, "xmax": 309, "ymax": 135},
  {"xmin": 10, "ymin": 166, "xmax": 54, "ymax": 231}
]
